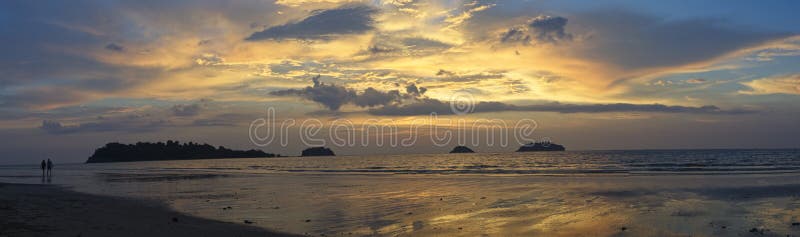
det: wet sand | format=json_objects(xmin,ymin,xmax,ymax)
[{"xmin": 0, "ymin": 182, "xmax": 298, "ymax": 237}]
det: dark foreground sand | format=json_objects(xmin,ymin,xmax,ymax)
[{"xmin": 0, "ymin": 183, "xmax": 299, "ymax": 237}]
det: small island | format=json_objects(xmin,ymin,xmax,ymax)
[
  {"xmin": 516, "ymin": 142, "xmax": 566, "ymax": 152},
  {"xmin": 86, "ymin": 141, "xmax": 276, "ymax": 163},
  {"xmin": 449, "ymin": 146, "xmax": 475, "ymax": 153},
  {"xmin": 301, "ymin": 147, "xmax": 335, "ymax": 157}
]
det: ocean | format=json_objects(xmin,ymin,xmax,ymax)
[{"xmin": 2, "ymin": 149, "xmax": 800, "ymax": 236}]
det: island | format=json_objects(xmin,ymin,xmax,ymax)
[
  {"xmin": 449, "ymin": 146, "xmax": 475, "ymax": 153},
  {"xmin": 301, "ymin": 147, "xmax": 335, "ymax": 157},
  {"xmin": 86, "ymin": 141, "xmax": 276, "ymax": 163},
  {"xmin": 516, "ymin": 142, "xmax": 566, "ymax": 152}
]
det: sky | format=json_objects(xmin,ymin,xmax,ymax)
[{"xmin": 1, "ymin": 0, "xmax": 799, "ymax": 164}]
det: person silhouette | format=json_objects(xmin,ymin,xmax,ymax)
[
  {"xmin": 40, "ymin": 160, "xmax": 46, "ymax": 177},
  {"xmin": 46, "ymin": 159, "xmax": 53, "ymax": 177}
]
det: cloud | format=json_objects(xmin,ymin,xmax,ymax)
[
  {"xmin": 246, "ymin": 5, "xmax": 377, "ymax": 41},
  {"xmin": 739, "ymin": 74, "xmax": 800, "ymax": 95},
  {"xmin": 0, "ymin": 71, "xmax": 160, "ymax": 110},
  {"xmin": 368, "ymin": 99, "xmax": 754, "ymax": 116},
  {"xmin": 0, "ymin": 87, "xmax": 91, "ymax": 110},
  {"xmin": 274, "ymin": 0, "xmax": 358, "ymax": 7},
  {"xmin": 527, "ymin": 15, "xmax": 572, "ymax": 43},
  {"xmin": 191, "ymin": 113, "xmax": 253, "ymax": 127},
  {"xmin": 362, "ymin": 35, "xmax": 453, "ymax": 58},
  {"xmin": 0, "ymin": 105, "xmax": 131, "ymax": 121},
  {"xmin": 578, "ymin": 10, "xmax": 787, "ymax": 70},
  {"xmin": 270, "ymin": 75, "xmax": 408, "ymax": 110},
  {"xmin": 39, "ymin": 118, "xmax": 168, "ymax": 134},
  {"xmin": 402, "ymin": 37, "xmax": 451, "ymax": 49},
  {"xmin": 405, "ymin": 83, "xmax": 427, "ymax": 96},
  {"xmin": 270, "ymin": 75, "xmax": 356, "ymax": 110},
  {"xmin": 686, "ymin": 78, "xmax": 707, "ymax": 84},
  {"xmin": 444, "ymin": 2, "xmax": 494, "ymax": 28},
  {"xmin": 170, "ymin": 99, "xmax": 213, "ymax": 117},
  {"xmin": 194, "ymin": 53, "xmax": 225, "ymax": 66},
  {"xmin": 271, "ymin": 80, "xmax": 752, "ymax": 115},
  {"xmin": 267, "ymin": 60, "xmax": 333, "ymax": 76},
  {"xmin": 171, "ymin": 104, "xmax": 203, "ymax": 117},
  {"xmin": 745, "ymin": 39, "xmax": 800, "ymax": 61},
  {"xmin": 367, "ymin": 44, "xmax": 396, "ymax": 54},
  {"xmin": 500, "ymin": 15, "xmax": 572, "ymax": 44},
  {"xmin": 749, "ymin": 49, "xmax": 800, "ymax": 61},
  {"xmin": 500, "ymin": 27, "xmax": 531, "ymax": 44},
  {"xmin": 104, "ymin": 43, "xmax": 124, "ymax": 52},
  {"xmin": 354, "ymin": 87, "xmax": 401, "ymax": 107},
  {"xmin": 435, "ymin": 69, "xmax": 505, "ymax": 82}
]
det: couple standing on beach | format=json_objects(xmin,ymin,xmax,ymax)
[{"xmin": 40, "ymin": 159, "xmax": 53, "ymax": 177}]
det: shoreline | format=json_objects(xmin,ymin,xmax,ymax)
[{"xmin": 0, "ymin": 182, "xmax": 299, "ymax": 237}]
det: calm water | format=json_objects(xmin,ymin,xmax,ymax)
[{"xmin": 2, "ymin": 149, "xmax": 800, "ymax": 236}]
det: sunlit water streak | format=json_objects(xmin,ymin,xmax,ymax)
[{"xmin": 2, "ymin": 149, "xmax": 800, "ymax": 236}]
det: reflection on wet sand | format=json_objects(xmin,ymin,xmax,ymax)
[{"xmin": 87, "ymin": 173, "xmax": 797, "ymax": 236}]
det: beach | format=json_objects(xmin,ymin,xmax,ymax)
[
  {"xmin": 0, "ymin": 182, "xmax": 297, "ymax": 237},
  {"xmin": 2, "ymin": 150, "xmax": 800, "ymax": 236}
]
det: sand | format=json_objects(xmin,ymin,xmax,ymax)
[{"xmin": 0, "ymin": 183, "xmax": 299, "ymax": 237}]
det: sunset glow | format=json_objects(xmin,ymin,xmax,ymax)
[{"xmin": 1, "ymin": 0, "xmax": 799, "ymax": 163}]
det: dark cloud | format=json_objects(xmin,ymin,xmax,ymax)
[
  {"xmin": 500, "ymin": 27, "xmax": 530, "ymax": 43},
  {"xmin": 39, "ymin": 118, "xmax": 168, "ymax": 134},
  {"xmin": 354, "ymin": 87, "xmax": 401, "ymax": 107},
  {"xmin": 0, "ymin": 105, "xmax": 129, "ymax": 121},
  {"xmin": 171, "ymin": 104, "xmax": 203, "ymax": 117},
  {"xmin": 270, "ymin": 75, "xmax": 406, "ymax": 111},
  {"xmin": 500, "ymin": 15, "xmax": 571, "ymax": 44},
  {"xmin": 104, "ymin": 43, "xmax": 124, "ymax": 52},
  {"xmin": 0, "ymin": 73, "xmax": 157, "ymax": 110},
  {"xmin": 435, "ymin": 69, "xmax": 505, "ymax": 82},
  {"xmin": 368, "ymin": 99, "xmax": 755, "ymax": 116},
  {"xmin": 171, "ymin": 99, "xmax": 213, "ymax": 117},
  {"xmin": 191, "ymin": 118, "xmax": 234, "ymax": 127},
  {"xmin": 271, "ymin": 79, "xmax": 751, "ymax": 115},
  {"xmin": 194, "ymin": 53, "xmax": 224, "ymax": 66},
  {"xmin": 364, "ymin": 36, "xmax": 452, "ymax": 57},
  {"xmin": 578, "ymin": 10, "xmax": 787, "ymax": 70},
  {"xmin": 197, "ymin": 39, "xmax": 212, "ymax": 46},
  {"xmin": 402, "ymin": 37, "xmax": 452, "ymax": 49},
  {"xmin": 0, "ymin": 87, "xmax": 89, "ymax": 110},
  {"xmin": 0, "ymin": 1, "xmax": 166, "ymax": 109},
  {"xmin": 405, "ymin": 83, "xmax": 427, "ymax": 96},
  {"xmin": 367, "ymin": 44, "xmax": 396, "ymax": 54},
  {"xmin": 368, "ymin": 98, "xmax": 453, "ymax": 116},
  {"xmin": 270, "ymin": 75, "xmax": 356, "ymax": 110},
  {"xmin": 527, "ymin": 15, "xmax": 572, "ymax": 43},
  {"xmin": 246, "ymin": 5, "xmax": 377, "ymax": 41},
  {"xmin": 191, "ymin": 113, "xmax": 252, "ymax": 127},
  {"xmin": 267, "ymin": 60, "xmax": 331, "ymax": 76},
  {"xmin": 436, "ymin": 69, "xmax": 456, "ymax": 77}
]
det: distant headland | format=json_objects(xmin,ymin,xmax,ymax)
[
  {"xmin": 301, "ymin": 147, "xmax": 335, "ymax": 157},
  {"xmin": 449, "ymin": 146, "xmax": 475, "ymax": 153},
  {"xmin": 86, "ymin": 141, "xmax": 277, "ymax": 163},
  {"xmin": 516, "ymin": 142, "xmax": 566, "ymax": 152}
]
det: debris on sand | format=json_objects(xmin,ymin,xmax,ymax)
[{"xmin": 749, "ymin": 228, "xmax": 764, "ymax": 235}]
